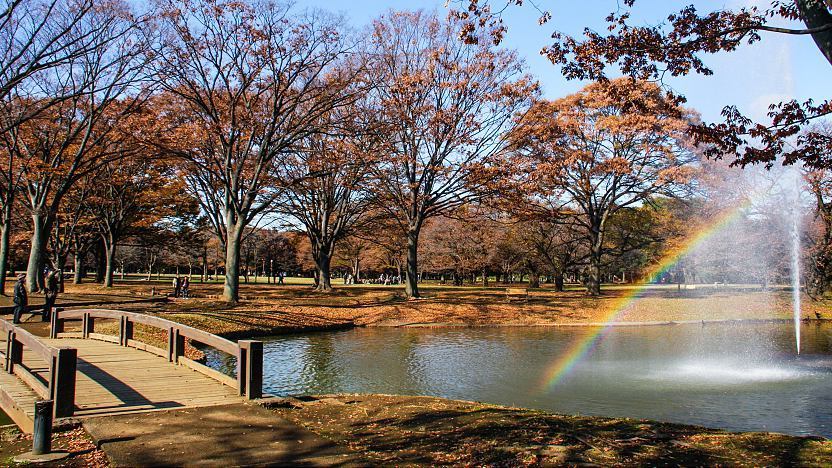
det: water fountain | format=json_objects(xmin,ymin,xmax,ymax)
[{"xmin": 791, "ymin": 172, "xmax": 802, "ymax": 354}]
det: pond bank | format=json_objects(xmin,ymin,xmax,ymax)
[
  {"xmin": 386, "ymin": 317, "xmax": 832, "ymax": 328},
  {"xmin": 90, "ymin": 283, "xmax": 831, "ymax": 340},
  {"xmin": 149, "ymin": 312, "xmax": 832, "ymax": 342},
  {"xmin": 268, "ymin": 393, "xmax": 832, "ymax": 466},
  {"xmin": 5, "ymin": 394, "xmax": 825, "ymax": 466}
]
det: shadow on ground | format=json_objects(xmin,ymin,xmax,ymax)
[{"xmin": 271, "ymin": 394, "xmax": 832, "ymax": 467}]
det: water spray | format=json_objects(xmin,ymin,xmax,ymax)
[{"xmin": 790, "ymin": 170, "xmax": 802, "ymax": 355}]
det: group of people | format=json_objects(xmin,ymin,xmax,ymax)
[
  {"xmin": 344, "ymin": 273, "xmax": 401, "ymax": 285},
  {"xmin": 171, "ymin": 275, "xmax": 191, "ymax": 298},
  {"xmin": 12, "ymin": 268, "xmax": 61, "ymax": 324}
]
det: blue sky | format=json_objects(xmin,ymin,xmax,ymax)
[{"xmin": 294, "ymin": 0, "xmax": 830, "ymax": 124}]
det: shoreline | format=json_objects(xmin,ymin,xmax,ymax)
[
  {"xmin": 205, "ymin": 317, "xmax": 831, "ymax": 340},
  {"xmin": 383, "ymin": 317, "xmax": 827, "ymax": 328}
]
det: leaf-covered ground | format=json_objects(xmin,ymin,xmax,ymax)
[
  {"xmin": 0, "ymin": 424, "xmax": 109, "ymax": 467},
  {"xmin": 270, "ymin": 394, "xmax": 832, "ymax": 467}
]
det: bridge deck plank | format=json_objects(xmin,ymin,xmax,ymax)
[
  {"xmin": 0, "ymin": 336, "xmax": 240, "ymax": 430},
  {"xmin": 42, "ymin": 338, "xmax": 239, "ymax": 418}
]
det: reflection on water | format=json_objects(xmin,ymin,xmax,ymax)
[{"xmin": 204, "ymin": 322, "xmax": 832, "ymax": 437}]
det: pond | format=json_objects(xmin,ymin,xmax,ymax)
[{"xmin": 205, "ymin": 322, "xmax": 832, "ymax": 437}]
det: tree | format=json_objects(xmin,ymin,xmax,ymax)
[
  {"xmin": 418, "ymin": 209, "xmax": 503, "ymax": 285},
  {"xmin": 0, "ymin": 0, "xmax": 145, "ymax": 292},
  {"xmin": 367, "ymin": 10, "xmax": 535, "ymax": 298},
  {"xmin": 281, "ymin": 101, "xmax": 381, "ymax": 291},
  {"xmin": 47, "ymin": 174, "xmax": 95, "ymax": 289},
  {"xmin": 455, "ymin": 0, "xmax": 832, "ymax": 170},
  {"xmin": 358, "ymin": 215, "xmax": 407, "ymax": 283},
  {"xmin": 0, "ymin": 0, "xmax": 117, "ymax": 126},
  {"xmin": 509, "ymin": 78, "xmax": 696, "ymax": 295},
  {"xmin": 86, "ymin": 151, "xmax": 188, "ymax": 287},
  {"xmin": 152, "ymin": 0, "xmax": 355, "ymax": 303},
  {"xmin": 513, "ymin": 218, "xmax": 584, "ymax": 291},
  {"xmin": 10, "ymin": 3, "xmax": 149, "ymax": 293},
  {"xmin": 804, "ymin": 125, "xmax": 832, "ymax": 297}
]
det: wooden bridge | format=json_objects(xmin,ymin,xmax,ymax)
[{"xmin": 0, "ymin": 309, "xmax": 263, "ymax": 432}]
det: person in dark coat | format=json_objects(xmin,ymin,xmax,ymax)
[
  {"xmin": 12, "ymin": 274, "xmax": 27, "ymax": 324},
  {"xmin": 43, "ymin": 270, "xmax": 59, "ymax": 322}
]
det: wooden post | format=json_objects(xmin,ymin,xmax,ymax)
[
  {"xmin": 119, "ymin": 316, "xmax": 133, "ymax": 346},
  {"xmin": 32, "ymin": 400, "xmax": 53, "ymax": 455},
  {"xmin": 238, "ymin": 340, "xmax": 263, "ymax": 399},
  {"xmin": 172, "ymin": 329, "xmax": 185, "ymax": 364},
  {"xmin": 167, "ymin": 327, "xmax": 175, "ymax": 362},
  {"xmin": 49, "ymin": 310, "xmax": 62, "ymax": 339},
  {"xmin": 51, "ymin": 348, "xmax": 76, "ymax": 418},
  {"xmin": 8, "ymin": 335, "xmax": 22, "ymax": 374},
  {"xmin": 81, "ymin": 313, "xmax": 93, "ymax": 339},
  {"xmin": 4, "ymin": 330, "xmax": 14, "ymax": 372},
  {"xmin": 118, "ymin": 316, "xmax": 124, "ymax": 345}
]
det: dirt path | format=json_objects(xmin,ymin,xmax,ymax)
[{"xmin": 82, "ymin": 403, "xmax": 363, "ymax": 467}]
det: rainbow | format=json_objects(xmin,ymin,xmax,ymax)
[{"xmin": 538, "ymin": 199, "xmax": 754, "ymax": 392}]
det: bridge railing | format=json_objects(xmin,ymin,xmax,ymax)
[
  {"xmin": 0, "ymin": 319, "xmax": 76, "ymax": 418},
  {"xmin": 51, "ymin": 309, "xmax": 262, "ymax": 399}
]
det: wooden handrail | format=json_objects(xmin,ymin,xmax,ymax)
[
  {"xmin": 8, "ymin": 326, "xmax": 54, "ymax": 363},
  {"xmin": 51, "ymin": 308, "xmax": 262, "ymax": 399},
  {"xmin": 56, "ymin": 309, "xmax": 238, "ymax": 355},
  {"xmin": 0, "ymin": 318, "xmax": 77, "ymax": 418}
]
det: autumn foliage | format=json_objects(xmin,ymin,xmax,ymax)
[{"xmin": 0, "ymin": 0, "xmax": 828, "ymax": 303}]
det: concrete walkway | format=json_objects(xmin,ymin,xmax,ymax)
[{"xmin": 82, "ymin": 402, "xmax": 361, "ymax": 467}]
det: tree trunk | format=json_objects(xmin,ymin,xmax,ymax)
[
  {"xmin": 554, "ymin": 273, "xmax": 565, "ymax": 292},
  {"xmin": 94, "ymin": 239, "xmax": 106, "ymax": 284},
  {"xmin": 529, "ymin": 270, "xmax": 541, "ymax": 289},
  {"xmin": 103, "ymin": 238, "xmax": 116, "ymax": 288},
  {"xmin": 351, "ymin": 258, "xmax": 360, "ymax": 282},
  {"xmin": 73, "ymin": 252, "xmax": 83, "ymax": 284},
  {"xmin": 798, "ymin": 0, "xmax": 832, "ymax": 66},
  {"xmin": 223, "ymin": 224, "xmax": 243, "ymax": 303},
  {"xmin": 586, "ymin": 249, "xmax": 602, "ymax": 296},
  {"xmin": 56, "ymin": 255, "xmax": 66, "ymax": 293},
  {"xmin": 313, "ymin": 242, "xmax": 333, "ymax": 292},
  {"xmin": 315, "ymin": 256, "xmax": 332, "ymax": 291},
  {"xmin": 26, "ymin": 213, "xmax": 50, "ymax": 293},
  {"xmin": 405, "ymin": 227, "xmax": 420, "ymax": 298},
  {"xmin": 0, "ymin": 202, "xmax": 11, "ymax": 295}
]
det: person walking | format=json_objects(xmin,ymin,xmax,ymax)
[
  {"xmin": 278, "ymin": 272, "xmax": 284, "ymax": 285},
  {"xmin": 172, "ymin": 275, "xmax": 181, "ymax": 298},
  {"xmin": 43, "ymin": 270, "xmax": 59, "ymax": 322},
  {"xmin": 181, "ymin": 276, "xmax": 190, "ymax": 299},
  {"xmin": 12, "ymin": 274, "xmax": 27, "ymax": 324}
]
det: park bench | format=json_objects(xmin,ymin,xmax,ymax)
[{"xmin": 505, "ymin": 287, "xmax": 529, "ymax": 301}]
